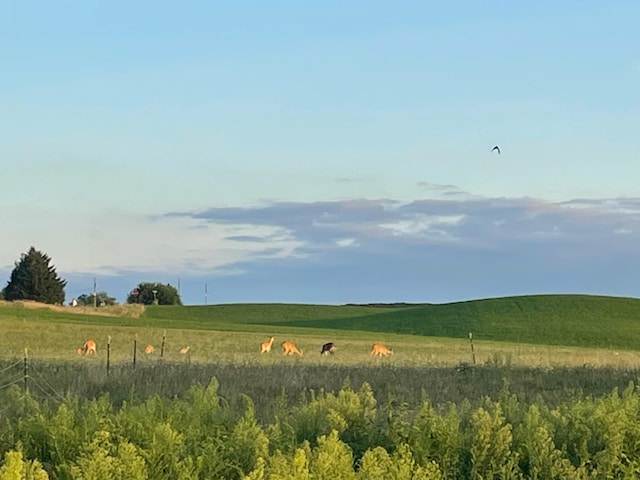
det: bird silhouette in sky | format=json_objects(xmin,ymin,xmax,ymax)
[{"xmin": 491, "ymin": 145, "xmax": 501, "ymax": 154}]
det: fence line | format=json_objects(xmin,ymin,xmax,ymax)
[
  {"xmin": 0, "ymin": 375, "xmax": 24, "ymax": 391},
  {"xmin": 28, "ymin": 363, "xmax": 65, "ymax": 401},
  {"xmin": 0, "ymin": 359, "xmax": 22, "ymax": 376},
  {"xmin": 0, "ymin": 332, "xmax": 192, "ymax": 406}
]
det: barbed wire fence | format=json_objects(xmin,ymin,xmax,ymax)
[
  {"xmin": 0, "ymin": 358, "xmax": 24, "ymax": 393},
  {"xmin": 0, "ymin": 350, "xmax": 66, "ymax": 406},
  {"xmin": 0, "ymin": 331, "xmax": 193, "ymax": 409}
]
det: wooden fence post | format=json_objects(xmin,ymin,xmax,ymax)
[
  {"xmin": 469, "ymin": 332, "xmax": 476, "ymax": 365},
  {"xmin": 107, "ymin": 335, "xmax": 111, "ymax": 377},
  {"xmin": 161, "ymin": 329, "xmax": 166, "ymax": 359},
  {"xmin": 133, "ymin": 333, "xmax": 137, "ymax": 368}
]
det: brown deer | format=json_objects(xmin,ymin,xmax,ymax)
[
  {"xmin": 79, "ymin": 339, "xmax": 97, "ymax": 355},
  {"xmin": 370, "ymin": 343, "xmax": 393, "ymax": 357},
  {"xmin": 281, "ymin": 340, "xmax": 303, "ymax": 356},
  {"xmin": 144, "ymin": 344, "xmax": 155, "ymax": 354},
  {"xmin": 260, "ymin": 336, "xmax": 275, "ymax": 353},
  {"xmin": 179, "ymin": 345, "xmax": 190, "ymax": 355}
]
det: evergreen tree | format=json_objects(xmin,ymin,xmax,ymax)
[{"xmin": 4, "ymin": 247, "xmax": 67, "ymax": 304}]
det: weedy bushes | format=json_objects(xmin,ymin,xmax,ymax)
[
  {"xmin": 4, "ymin": 378, "xmax": 640, "ymax": 478},
  {"xmin": 276, "ymin": 381, "xmax": 378, "ymax": 458}
]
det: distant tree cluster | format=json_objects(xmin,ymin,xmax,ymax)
[
  {"xmin": 3, "ymin": 247, "xmax": 182, "ymax": 307},
  {"xmin": 76, "ymin": 291, "xmax": 118, "ymax": 307},
  {"xmin": 126, "ymin": 282, "xmax": 182, "ymax": 306}
]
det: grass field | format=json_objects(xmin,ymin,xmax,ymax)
[
  {"xmin": 1, "ymin": 294, "xmax": 640, "ymax": 368},
  {"xmin": 3, "ymin": 295, "xmax": 640, "ymax": 478}
]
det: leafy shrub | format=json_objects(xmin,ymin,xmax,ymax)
[
  {"xmin": 0, "ymin": 446, "xmax": 48, "ymax": 480},
  {"xmin": 357, "ymin": 443, "xmax": 442, "ymax": 480},
  {"xmin": 309, "ymin": 430, "xmax": 356, "ymax": 480},
  {"xmin": 283, "ymin": 382, "xmax": 377, "ymax": 459},
  {"xmin": 69, "ymin": 430, "xmax": 147, "ymax": 480},
  {"xmin": 467, "ymin": 403, "xmax": 519, "ymax": 479},
  {"xmin": 407, "ymin": 398, "xmax": 462, "ymax": 477},
  {"xmin": 515, "ymin": 404, "xmax": 579, "ymax": 479},
  {"xmin": 5, "ymin": 373, "xmax": 640, "ymax": 478}
]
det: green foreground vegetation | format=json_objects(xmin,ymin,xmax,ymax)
[
  {"xmin": 1, "ymin": 294, "xmax": 640, "ymax": 478},
  {"xmin": 2, "ymin": 369, "xmax": 640, "ymax": 479}
]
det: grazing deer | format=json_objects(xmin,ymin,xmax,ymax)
[
  {"xmin": 281, "ymin": 340, "xmax": 303, "ymax": 356},
  {"xmin": 80, "ymin": 339, "xmax": 97, "ymax": 356},
  {"xmin": 179, "ymin": 345, "xmax": 190, "ymax": 355},
  {"xmin": 261, "ymin": 336, "xmax": 275, "ymax": 353},
  {"xmin": 320, "ymin": 342, "xmax": 336, "ymax": 355},
  {"xmin": 144, "ymin": 344, "xmax": 155, "ymax": 354},
  {"xmin": 370, "ymin": 343, "xmax": 393, "ymax": 357}
]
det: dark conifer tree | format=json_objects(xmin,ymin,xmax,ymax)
[{"xmin": 4, "ymin": 247, "xmax": 67, "ymax": 304}]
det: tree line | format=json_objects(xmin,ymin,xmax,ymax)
[{"xmin": 1, "ymin": 247, "xmax": 182, "ymax": 306}]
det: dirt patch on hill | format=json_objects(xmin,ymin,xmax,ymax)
[{"xmin": 0, "ymin": 300, "xmax": 145, "ymax": 318}]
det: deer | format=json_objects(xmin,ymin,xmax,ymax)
[
  {"xmin": 261, "ymin": 336, "xmax": 275, "ymax": 353},
  {"xmin": 370, "ymin": 343, "xmax": 394, "ymax": 357},
  {"xmin": 320, "ymin": 342, "xmax": 336, "ymax": 355},
  {"xmin": 179, "ymin": 345, "xmax": 190, "ymax": 355},
  {"xmin": 144, "ymin": 344, "xmax": 155, "ymax": 354},
  {"xmin": 79, "ymin": 339, "xmax": 97, "ymax": 356},
  {"xmin": 281, "ymin": 340, "xmax": 303, "ymax": 356}
]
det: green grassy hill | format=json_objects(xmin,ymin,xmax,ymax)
[
  {"xmin": 142, "ymin": 303, "xmax": 391, "ymax": 327},
  {"xmin": 139, "ymin": 294, "xmax": 640, "ymax": 350},
  {"xmin": 2, "ymin": 294, "xmax": 640, "ymax": 350},
  {"xmin": 276, "ymin": 294, "xmax": 640, "ymax": 349}
]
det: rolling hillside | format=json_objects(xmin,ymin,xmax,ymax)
[
  {"xmin": 139, "ymin": 294, "xmax": 640, "ymax": 350},
  {"xmin": 2, "ymin": 294, "xmax": 640, "ymax": 350},
  {"xmin": 276, "ymin": 294, "xmax": 640, "ymax": 349}
]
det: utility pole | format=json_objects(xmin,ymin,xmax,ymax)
[
  {"xmin": 93, "ymin": 277, "xmax": 97, "ymax": 308},
  {"xmin": 204, "ymin": 283, "xmax": 208, "ymax": 305}
]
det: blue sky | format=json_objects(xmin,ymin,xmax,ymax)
[{"xmin": 1, "ymin": 1, "xmax": 639, "ymax": 305}]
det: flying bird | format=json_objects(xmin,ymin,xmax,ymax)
[{"xmin": 491, "ymin": 145, "xmax": 501, "ymax": 154}]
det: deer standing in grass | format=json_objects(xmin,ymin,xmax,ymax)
[
  {"xmin": 179, "ymin": 345, "xmax": 190, "ymax": 355},
  {"xmin": 370, "ymin": 343, "xmax": 393, "ymax": 357},
  {"xmin": 78, "ymin": 339, "xmax": 97, "ymax": 356},
  {"xmin": 261, "ymin": 336, "xmax": 275, "ymax": 353},
  {"xmin": 281, "ymin": 340, "xmax": 303, "ymax": 356},
  {"xmin": 320, "ymin": 342, "xmax": 336, "ymax": 355}
]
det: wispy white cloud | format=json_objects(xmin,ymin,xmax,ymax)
[
  {"xmin": 3, "ymin": 187, "xmax": 640, "ymax": 304},
  {"xmin": 336, "ymin": 238, "xmax": 358, "ymax": 247},
  {"xmin": 380, "ymin": 214, "xmax": 464, "ymax": 241},
  {"xmin": 0, "ymin": 209, "xmax": 303, "ymax": 277},
  {"xmin": 167, "ymin": 194, "xmax": 640, "ymax": 256}
]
